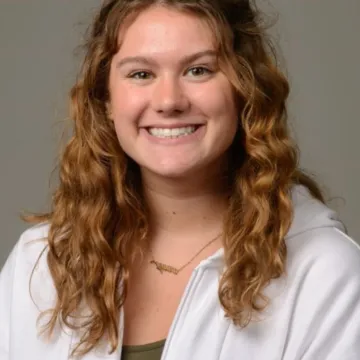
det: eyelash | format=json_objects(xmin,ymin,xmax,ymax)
[{"xmin": 127, "ymin": 66, "xmax": 213, "ymax": 80}]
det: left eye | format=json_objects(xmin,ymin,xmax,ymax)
[
  {"xmin": 128, "ymin": 71, "xmax": 152, "ymax": 80},
  {"xmin": 187, "ymin": 67, "xmax": 212, "ymax": 77}
]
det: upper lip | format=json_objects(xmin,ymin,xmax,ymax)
[{"xmin": 141, "ymin": 123, "xmax": 204, "ymax": 129}]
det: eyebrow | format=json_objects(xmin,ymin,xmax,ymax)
[{"xmin": 115, "ymin": 49, "xmax": 218, "ymax": 69}]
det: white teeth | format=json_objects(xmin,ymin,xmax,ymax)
[{"xmin": 148, "ymin": 126, "xmax": 197, "ymax": 138}]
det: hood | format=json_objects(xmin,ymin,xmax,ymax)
[
  {"xmin": 198, "ymin": 185, "xmax": 345, "ymax": 269},
  {"xmin": 287, "ymin": 185, "xmax": 345, "ymax": 238}
]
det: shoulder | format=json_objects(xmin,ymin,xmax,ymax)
[
  {"xmin": 18, "ymin": 221, "xmax": 50, "ymax": 247},
  {"xmin": 261, "ymin": 228, "xmax": 360, "ymax": 358},
  {"xmin": 1, "ymin": 222, "xmax": 50, "ymax": 272},
  {"xmin": 284, "ymin": 227, "xmax": 360, "ymax": 332},
  {"xmin": 278, "ymin": 227, "xmax": 360, "ymax": 357},
  {"xmin": 0, "ymin": 222, "xmax": 53, "ymax": 307},
  {"xmin": 286, "ymin": 184, "xmax": 360, "ymax": 282},
  {"xmin": 0, "ymin": 224, "xmax": 66, "ymax": 358},
  {"xmin": 286, "ymin": 227, "xmax": 360, "ymax": 292},
  {"xmin": 13, "ymin": 222, "xmax": 51, "ymax": 271}
]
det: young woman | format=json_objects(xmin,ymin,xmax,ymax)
[{"xmin": 1, "ymin": 0, "xmax": 359, "ymax": 359}]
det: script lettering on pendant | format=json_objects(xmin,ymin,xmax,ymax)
[{"xmin": 150, "ymin": 260, "xmax": 179, "ymax": 275}]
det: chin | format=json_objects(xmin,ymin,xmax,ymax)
[
  {"xmin": 153, "ymin": 168, "xmax": 194, "ymax": 179},
  {"xmin": 142, "ymin": 163, "xmax": 200, "ymax": 180}
]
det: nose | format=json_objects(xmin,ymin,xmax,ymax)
[{"xmin": 151, "ymin": 75, "xmax": 190, "ymax": 116}]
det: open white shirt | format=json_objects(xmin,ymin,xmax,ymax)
[{"xmin": 1, "ymin": 185, "xmax": 360, "ymax": 359}]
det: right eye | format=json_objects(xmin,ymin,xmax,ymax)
[{"xmin": 127, "ymin": 71, "xmax": 153, "ymax": 80}]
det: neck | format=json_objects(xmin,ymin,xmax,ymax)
[{"xmin": 141, "ymin": 167, "xmax": 229, "ymax": 246}]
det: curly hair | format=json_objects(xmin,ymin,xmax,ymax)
[{"xmin": 25, "ymin": 0, "xmax": 324, "ymax": 356}]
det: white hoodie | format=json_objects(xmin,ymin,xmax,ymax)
[{"xmin": 1, "ymin": 185, "xmax": 360, "ymax": 360}]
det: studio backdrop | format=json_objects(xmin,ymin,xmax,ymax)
[{"xmin": 0, "ymin": 0, "xmax": 359, "ymax": 266}]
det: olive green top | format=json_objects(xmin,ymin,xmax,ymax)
[{"xmin": 121, "ymin": 339, "xmax": 166, "ymax": 360}]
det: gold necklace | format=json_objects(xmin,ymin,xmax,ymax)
[{"xmin": 149, "ymin": 233, "xmax": 222, "ymax": 275}]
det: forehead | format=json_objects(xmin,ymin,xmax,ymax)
[{"xmin": 116, "ymin": 5, "xmax": 217, "ymax": 57}]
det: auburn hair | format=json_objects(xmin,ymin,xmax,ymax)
[{"xmin": 25, "ymin": 0, "xmax": 324, "ymax": 356}]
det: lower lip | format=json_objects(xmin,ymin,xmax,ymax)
[{"xmin": 140, "ymin": 125, "xmax": 206, "ymax": 145}]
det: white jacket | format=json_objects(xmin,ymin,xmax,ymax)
[{"xmin": 1, "ymin": 185, "xmax": 360, "ymax": 360}]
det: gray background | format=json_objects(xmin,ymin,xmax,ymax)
[{"xmin": 0, "ymin": 1, "xmax": 359, "ymax": 267}]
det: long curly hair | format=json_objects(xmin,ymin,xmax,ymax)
[{"xmin": 25, "ymin": 0, "xmax": 324, "ymax": 356}]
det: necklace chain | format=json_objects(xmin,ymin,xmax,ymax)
[{"xmin": 149, "ymin": 233, "xmax": 222, "ymax": 275}]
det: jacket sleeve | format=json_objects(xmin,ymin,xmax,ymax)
[
  {"xmin": 286, "ymin": 228, "xmax": 360, "ymax": 360},
  {"xmin": 0, "ymin": 240, "xmax": 20, "ymax": 360}
]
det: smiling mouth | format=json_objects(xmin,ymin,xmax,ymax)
[{"xmin": 146, "ymin": 125, "xmax": 202, "ymax": 138}]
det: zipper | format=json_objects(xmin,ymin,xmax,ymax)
[{"xmin": 160, "ymin": 267, "xmax": 202, "ymax": 360}]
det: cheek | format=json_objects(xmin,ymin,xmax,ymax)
[
  {"xmin": 110, "ymin": 82, "xmax": 148, "ymax": 120},
  {"xmin": 201, "ymin": 82, "xmax": 238, "ymax": 146},
  {"xmin": 191, "ymin": 75, "xmax": 236, "ymax": 115},
  {"xmin": 111, "ymin": 89, "xmax": 149, "ymax": 150},
  {"xmin": 196, "ymin": 84, "xmax": 237, "ymax": 122},
  {"xmin": 110, "ymin": 89, "xmax": 139, "ymax": 139}
]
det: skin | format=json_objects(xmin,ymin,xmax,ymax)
[
  {"xmin": 108, "ymin": 5, "xmax": 239, "ymax": 243},
  {"xmin": 108, "ymin": 5, "xmax": 238, "ymax": 181},
  {"xmin": 107, "ymin": 5, "xmax": 240, "ymax": 345}
]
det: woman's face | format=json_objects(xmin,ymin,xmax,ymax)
[{"xmin": 108, "ymin": 5, "xmax": 238, "ymax": 179}]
